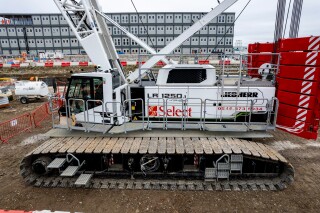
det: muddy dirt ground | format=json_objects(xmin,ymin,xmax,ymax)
[
  {"xmin": 0, "ymin": 98, "xmax": 48, "ymax": 123},
  {"xmin": 0, "ymin": 122, "xmax": 319, "ymax": 212}
]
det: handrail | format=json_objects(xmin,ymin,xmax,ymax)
[
  {"xmin": 203, "ymin": 98, "xmax": 277, "ymax": 131},
  {"xmin": 49, "ymin": 97, "xmax": 69, "ymax": 129},
  {"xmin": 104, "ymin": 101, "xmax": 123, "ymax": 126},
  {"xmin": 146, "ymin": 98, "xmax": 166, "ymax": 129},
  {"xmin": 165, "ymin": 98, "xmax": 184, "ymax": 130}
]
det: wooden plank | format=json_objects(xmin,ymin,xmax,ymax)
[
  {"xmin": 232, "ymin": 138, "xmax": 251, "ymax": 155},
  {"xmin": 183, "ymin": 138, "xmax": 194, "ymax": 154},
  {"xmin": 166, "ymin": 137, "xmax": 176, "ymax": 154},
  {"xmin": 103, "ymin": 138, "xmax": 118, "ymax": 153},
  {"xmin": 200, "ymin": 138, "xmax": 213, "ymax": 154},
  {"xmin": 250, "ymin": 142, "xmax": 271, "ymax": 160},
  {"xmin": 50, "ymin": 138, "xmax": 73, "ymax": 153},
  {"xmin": 41, "ymin": 138, "xmax": 65, "ymax": 154},
  {"xmin": 67, "ymin": 137, "xmax": 88, "ymax": 153},
  {"xmin": 41, "ymin": 138, "xmax": 61, "ymax": 154},
  {"xmin": 111, "ymin": 138, "xmax": 126, "ymax": 154},
  {"xmin": 32, "ymin": 138, "xmax": 56, "ymax": 155},
  {"xmin": 85, "ymin": 138, "xmax": 104, "ymax": 153},
  {"xmin": 120, "ymin": 138, "xmax": 134, "ymax": 154},
  {"xmin": 263, "ymin": 144, "xmax": 287, "ymax": 163},
  {"xmin": 224, "ymin": 138, "xmax": 242, "ymax": 154},
  {"xmin": 148, "ymin": 137, "xmax": 158, "ymax": 154},
  {"xmin": 240, "ymin": 139, "xmax": 260, "ymax": 157},
  {"xmin": 256, "ymin": 143, "xmax": 280, "ymax": 161},
  {"xmin": 175, "ymin": 137, "xmax": 185, "ymax": 154},
  {"xmin": 216, "ymin": 137, "xmax": 232, "ymax": 154},
  {"xmin": 58, "ymin": 137, "xmax": 80, "ymax": 153},
  {"xmin": 76, "ymin": 138, "xmax": 96, "ymax": 153},
  {"xmin": 139, "ymin": 137, "xmax": 150, "ymax": 154},
  {"xmin": 192, "ymin": 138, "xmax": 203, "ymax": 154},
  {"xmin": 93, "ymin": 138, "xmax": 111, "ymax": 153},
  {"xmin": 129, "ymin": 138, "xmax": 142, "ymax": 154},
  {"xmin": 157, "ymin": 137, "xmax": 166, "ymax": 154},
  {"xmin": 208, "ymin": 138, "xmax": 223, "ymax": 154}
]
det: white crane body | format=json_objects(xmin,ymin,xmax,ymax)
[{"xmin": 51, "ymin": 0, "xmax": 277, "ymax": 132}]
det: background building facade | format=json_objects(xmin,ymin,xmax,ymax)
[{"xmin": 0, "ymin": 12, "xmax": 235, "ymax": 56}]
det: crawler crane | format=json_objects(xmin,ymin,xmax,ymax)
[{"xmin": 20, "ymin": 0, "xmax": 294, "ymax": 190}]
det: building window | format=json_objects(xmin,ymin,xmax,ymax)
[
  {"xmin": 218, "ymin": 26, "xmax": 225, "ymax": 34},
  {"xmin": 227, "ymin": 15, "xmax": 234, "ymax": 23},
  {"xmin": 218, "ymin": 15, "xmax": 225, "ymax": 23},
  {"xmin": 227, "ymin": 27, "xmax": 233, "ymax": 34}
]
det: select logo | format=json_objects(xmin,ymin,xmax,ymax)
[{"xmin": 148, "ymin": 105, "xmax": 192, "ymax": 117}]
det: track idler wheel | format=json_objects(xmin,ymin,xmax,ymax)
[
  {"xmin": 32, "ymin": 157, "xmax": 52, "ymax": 175},
  {"xmin": 140, "ymin": 155, "xmax": 160, "ymax": 174}
]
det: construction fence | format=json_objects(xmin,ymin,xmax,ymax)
[{"xmin": 0, "ymin": 102, "xmax": 53, "ymax": 143}]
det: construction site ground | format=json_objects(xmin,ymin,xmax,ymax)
[
  {"xmin": 0, "ymin": 97, "xmax": 48, "ymax": 123},
  {"xmin": 0, "ymin": 120, "xmax": 319, "ymax": 212}
]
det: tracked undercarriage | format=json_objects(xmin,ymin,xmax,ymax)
[{"xmin": 20, "ymin": 136, "xmax": 294, "ymax": 191}]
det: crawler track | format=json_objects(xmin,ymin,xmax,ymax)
[{"xmin": 20, "ymin": 137, "xmax": 294, "ymax": 191}]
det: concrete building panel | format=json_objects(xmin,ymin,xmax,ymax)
[
  {"xmin": 32, "ymin": 16, "xmax": 41, "ymax": 25},
  {"xmin": 0, "ymin": 27, "xmax": 7, "ymax": 36},
  {"xmin": 50, "ymin": 15, "xmax": 59, "ymax": 25}
]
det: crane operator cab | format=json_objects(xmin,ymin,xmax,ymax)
[{"xmin": 59, "ymin": 72, "xmax": 116, "ymax": 126}]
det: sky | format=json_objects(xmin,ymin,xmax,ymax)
[{"xmin": 0, "ymin": 0, "xmax": 319, "ymax": 46}]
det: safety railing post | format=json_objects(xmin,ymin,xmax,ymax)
[
  {"xmin": 203, "ymin": 99, "xmax": 208, "ymax": 130},
  {"xmin": 248, "ymin": 100, "xmax": 253, "ymax": 131}
]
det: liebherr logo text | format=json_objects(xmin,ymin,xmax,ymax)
[
  {"xmin": 147, "ymin": 93, "xmax": 185, "ymax": 98},
  {"xmin": 221, "ymin": 92, "xmax": 258, "ymax": 97}
]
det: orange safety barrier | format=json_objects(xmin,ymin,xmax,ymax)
[
  {"xmin": 0, "ymin": 113, "xmax": 33, "ymax": 143},
  {"xmin": 121, "ymin": 61, "xmax": 127, "ymax": 66},
  {"xmin": 0, "ymin": 63, "xmax": 3, "ymax": 67},
  {"xmin": 31, "ymin": 103, "xmax": 50, "ymax": 127},
  {"xmin": 51, "ymin": 97, "xmax": 64, "ymax": 110}
]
